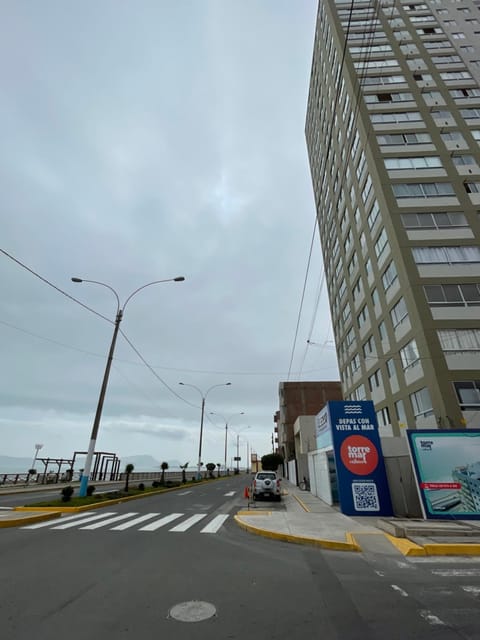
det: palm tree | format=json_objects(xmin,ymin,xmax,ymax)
[
  {"xmin": 180, "ymin": 462, "xmax": 189, "ymax": 484},
  {"xmin": 160, "ymin": 461, "xmax": 169, "ymax": 485},
  {"xmin": 217, "ymin": 463, "xmax": 221, "ymax": 478},
  {"xmin": 124, "ymin": 463, "xmax": 134, "ymax": 492}
]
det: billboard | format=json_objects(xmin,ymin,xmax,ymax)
[
  {"xmin": 406, "ymin": 429, "xmax": 480, "ymax": 520},
  {"xmin": 315, "ymin": 405, "xmax": 333, "ymax": 451},
  {"xmin": 326, "ymin": 401, "xmax": 393, "ymax": 517}
]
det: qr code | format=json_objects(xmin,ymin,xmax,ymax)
[{"xmin": 352, "ymin": 482, "xmax": 380, "ymax": 511}]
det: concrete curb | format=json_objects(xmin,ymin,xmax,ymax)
[
  {"xmin": 233, "ymin": 515, "xmax": 361, "ymax": 552},
  {"xmin": 0, "ymin": 511, "xmax": 62, "ymax": 528},
  {"xmin": 384, "ymin": 533, "xmax": 426, "ymax": 556}
]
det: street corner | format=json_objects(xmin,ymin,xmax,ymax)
[
  {"xmin": 0, "ymin": 510, "xmax": 62, "ymax": 528},
  {"xmin": 233, "ymin": 513, "xmax": 361, "ymax": 552}
]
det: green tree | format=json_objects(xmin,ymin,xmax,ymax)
[
  {"xmin": 26, "ymin": 468, "xmax": 37, "ymax": 485},
  {"xmin": 124, "ymin": 463, "xmax": 134, "ymax": 492},
  {"xmin": 261, "ymin": 453, "xmax": 284, "ymax": 471},
  {"xmin": 206, "ymin": 462, "xmax": 216, "ymax": 479},
  {"xmin": 216, "ymin": 463, "xmax": 221, "ymax": 478},
  {"xmin": 180, "ymin": 462, "xmax": 189, "ymax": 484},
  {"xmin": 160, "ymin": 461, "xmax": 169, "ymax": 485}
]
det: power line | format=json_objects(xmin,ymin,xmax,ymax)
[{"xmin": 0, "ymin": 247, "xmax": 113, "ymax": 324}]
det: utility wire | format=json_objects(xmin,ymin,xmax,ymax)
[{"xmin": 0, "ymin": 247, "xmax": 113, "ymax": 324}]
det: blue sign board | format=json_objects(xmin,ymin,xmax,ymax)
[
  {"xmin": 406, "ymin": 429, "xmax": 480, "ymax": 520},
  {"xmin": 326, "ymin": 401, "xmax": 393, "ymax": 517}
]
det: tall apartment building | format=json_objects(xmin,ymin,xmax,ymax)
[{"xmin": 305, "ymin": 0, "xmax": 480, "ymax": 436}]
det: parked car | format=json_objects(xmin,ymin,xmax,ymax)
[{"xmin": 252, "ymin": 471, "xmax": 281, "ymax": 502}]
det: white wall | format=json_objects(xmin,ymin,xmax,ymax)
[{"xmin": 308, "ymin": 449, "xmax": 333, "ymax": 505}]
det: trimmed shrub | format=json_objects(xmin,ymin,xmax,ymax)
[
  {"xmin": 138, "ymin": 483, "xmax": 145, "ymax": 491},
  {"xmin": 86, "ymin": 485, "xmax": 96, "ymax": 497},
  {"xmin": 61, "ymin": 486, "xmax": 74, "ymax": 502}
]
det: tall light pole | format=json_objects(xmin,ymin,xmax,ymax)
[
  {"xmin": 179, "ymin": 382, "xmax": 231, "ymax": 479},
  {"xmin": 31, "ymin": 443, "xmax": 43, "ymax": 470},
  {"xmin": 210, "ymin": 411, "xmax": 244, "ymax": 472},
  {"xmin": 233, "ymin": 425, "xmax": 250, "ymax": 474},
  {"xmin": 72, "ymin": 275, "xmax": 185, "ymax": 497}
]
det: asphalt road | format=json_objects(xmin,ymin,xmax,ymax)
[{"xmin": 2, "ymin": 475, "xmax": 480, "ymax": 639}]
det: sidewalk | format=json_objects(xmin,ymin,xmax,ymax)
[{"xmin": 234, "ymin": 480, "xmax": 480, "ymax": 556}]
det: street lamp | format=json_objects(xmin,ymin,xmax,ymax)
[
  {"xmin": 31, "ymin": 443, "xmax": 43, "ymax": 470},
  {"xmin": 232, "ymin": 425, "xmax": 251, "ymax": 474},
  {"xmin": 179, "ymin": 382, "xmax": 231, "ymax": 479},
  {"xmin": 209, "ymin": 411, "xmax": 244, "ymax": 473},
  {"xmin": 72, "ymin": 275, "xmax": 185, "ymax": 497}
]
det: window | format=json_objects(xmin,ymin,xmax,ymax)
[
  {"xmin": 452, "ymin": 155, "xmax": 476, "ymax": 166},
  {"xmin": 378, "ymin": 320, "xmax": 387, "ymax": 340},
  {"xmin": 363, "ymin": 335, "xmax": 376, "ymax": 358},
  {"xmin": 367, "ymin": 200, "xmax": 380, "ymax": 230},
  {"xmin": 382, "ymin": 261, "xmax": 398, "ymax": 290},
  {"xmin": 376, "ymin": 406, "xmax": 390, "ymax": 428},
  {"xmin": 369, "ymin": 369, "xmax": 382, "ymax": 392},
  {"xmin": 440, "ymin": 131, "xmax": 465, "ymax": 143},
  {"xmin": 362, "ymin": 175, "xmax": 373, "ymax": 204},
  {"xmin": 364, "ymin": 92, "xmax": 413, "ymax": 104},
  {"xmin": 375, "ymin": 228, "xmax": 389, "ymax": 258},
  {"xmin": 351, "ymin": 353, "xmax": 361, "ymax": 373},
  {"xmin": 384, "ymin": 156, "xmax": 442, "ymax": 169},
  {"xmin": 370, "ymin": 111, "xmax": 423, "ymax": 124},
  {"xmin": 451, "ymin": 32, "xmax": 466, "ymax": 39},
  {"xmin": 465, "ymin": 182, "xmax": 480, "ymax": 194},
  {"xmin": 437, "ymin": 329, "xmax": 480, "ymax": 352},
  {"xmin": 365, "ymin": 257, "xmax": 373, "ymax": 277},
  {"xmin": 392, "ymin": 183, "xmax": 455, "ymax": 198},
  {"xmin": 355, "ymin": 60, "xmax": 400, "ymax": 71},
  {"xmin": 357, "ymin": 305, "xmax": 369, "ymax": 328},
  {"xmin": 424, "ymin": 283, "xmax": 480, "ymax": 307},
  {"xmin": 431, "ymin": 55, "xmax": 462, "ymax": 63},
  {"xmin": 353, "ymin": 384, "xmax": 367, "ymax": 402},
  {"xmin": 454, "ymin": 380, "xmax": 480, "ymax": 409},
  {"xmin": 400, "ymin": 211, "xmax": 468, "ymax": 229},
  {"xmin": 411, "ymin": 387, "xmax": 433, "ymax": 417},
  {"xmin": 390, "ymin": 297, "xmax": 408, "ymax": 328},
  {"xmin": 346, "ymin": 327, "xmax": 355, "ymax": 348},
  {"xmin": 377, "ymin": 132, "xmax": 432, "ymax": 145},
  {"xmin": 400, "ymin": 339, "xmax": 420, "ymax": 369},
  {"xmin": 352, "ymin": 277, "xmax": 363, "ymax": 302},
  {"xmin": 424, "ymin": 40, "xmax": 454, "ymax": 49},
  {"xmin": 440, "ymin": 71, "xmax": 473, "ymax": 81},
  {"xmin": 361, "ymin": 74, "xmax": 406, "ymax": 86},
  {"xmin": 372, "ymin": 288, "xmax": 380, "ymax": 307},
  {"xmin": 395, "ymin": 400, "xmax": 407, "ymax": 426},
  {"xmin": 413, "ymin": 246, "xmax": 480, "ymax": 264},
  {"xmin": 348, "ymin": 253, "xmax": 358, "ymax": 277},
  {"xmin": 460, "ymin": 108, "xmax": 480, "ymax": 119},
  {"xmin": 386, "ymin": 358, "xmax": 396, "ymax": 379},
  {"xmin": 450, "ymin": 87, "xmax": 480, "ymax": 98},
  {"xmin": 459, "ymin": 45, "xmax": 475, "ymax": 53}
]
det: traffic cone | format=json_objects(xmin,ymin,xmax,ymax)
[{"xmin": 244, "ymin": 486, "xmax": 250, "ymax": 499}]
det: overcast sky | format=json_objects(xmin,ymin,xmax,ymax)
[{"xmin": 0, "ymin": 0, "xmax": 339, "ymax": 470}]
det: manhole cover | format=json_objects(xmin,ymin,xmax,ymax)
[{"xmin": 168, "ymin": 600, "xmax": 216, "ymax": 622}]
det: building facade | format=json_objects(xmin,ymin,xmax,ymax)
[
  {"xmin": 275, "ymin": 381, "xmax": 343, "ymax": 461},
  {"xmin": 305, "ymin": 0, "xmax": 480, "ymax": 436}
]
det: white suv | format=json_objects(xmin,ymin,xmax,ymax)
[{"xmin": 252, "ymin": 471, "xmax": 281, "ymax": 502}]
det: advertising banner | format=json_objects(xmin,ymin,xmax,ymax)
[
  {"xmin": 327, "ymin": 401, "xmax": 393, "ymax": 517},
  {"xmin": 315, "ymin": 405, "xmax": 333, "ymax": 451},
  {"xmin": 406, "ymin": 429, "xmax": 480, "ymax": 520}
]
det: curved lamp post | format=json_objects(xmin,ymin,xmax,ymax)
[
  {"xmin": 179, "ymin": 382, "xmax": 231, "ymax": 479},
  {"xmin": 72, "ymin": 275, "xmax": 185, "ymax": 497},
  {"xmin": 209, "ymin": 411, "xmax": 244, "ymax": 473}
]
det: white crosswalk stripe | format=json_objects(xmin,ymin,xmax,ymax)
[
  {"xmin": 170, "ymin": 513, "xmax": 207, "ymax": 532},
  {"xmin": 21, "ymin": 511, "xmax": 230, "ymax": 534},
  {"xmin": 139, "ymin": 513, "xmax": 184, "ymax": 531},
  {"xmin": 52, "ymin": 512, "xmax": 118, "ymax": 530},
  {"xmin": 80, "ymin": 512, "xmax": 139, "ymax": 530},
  {"xmin": 224, "ymin": 491, "xmax": 235, "ymax": 496},
  {"xmin": 200, "ymin": 514, "xmax": 229, "ymax": 533}
]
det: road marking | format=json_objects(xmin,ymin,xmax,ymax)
[
  {"xmin": 52, "ymin": 512, "xmax": 117, "ymax": 529},
  {"xmin": 374, "ymin": 570, "xmax": 385, "ymax": 577},
  {"xmin": 391, "ymin": 584, "xmax": 408, "ymax": 597},
  {"xmin": 139, "ymin": 513, "xmax": 183, "ymax": 531},
  {"xmin": 395, "ymin": 561, "xmax": 415, "ymax": 570},
  {"xmin": 419, "ymin": 610, "xmax": 445, "ymax": 626},
  {"xmin": 431, "ymin": 569, "xmax": 480, "ymax": 577},
  {"xmin": 178, "ymin": 491, "xmax": 192, "ymax": 496},
  {"xmin": 201, "ymin": 514, "xmax": 229, "ymax": 533},
  {"xmin": 170, "ymin": 513, "xmax": 207, "ymax": 532},
  {"xmin": 462, "ymin": 586, "xmax": 480, "ymax": 596},
  {"xmin": 111, "ymin": 513, "xmax": 160, "ymax": 530},
  {"xmin": 22, "ymin": 513, "xmax": 91, "ymax": 529},
  {"xmin": 80, "ymin": 513, "xmax": 139, "ymax": 530},
  {"xmin": 224, "ymin": 492, "xmax": 235, "ymax": 497},
  {"xmin": 409, "ymin": 557, "xmax": 480, "ymax": 564}
]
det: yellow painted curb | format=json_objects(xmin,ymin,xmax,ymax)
[
  {"xmin": 0, "ymin": 511, "xmax": 62, "ymax": 528},
  {"xmin": 423, "ymin": 543, "xmax": 480, "ymax": 556},
  {"xmin": 233, "ymin": 515, "xmax": 361, "ymax": 552},
  {"xmin": 237, "ymin": 510, "xmax": 272, "ymax": 516},
  {"xmin": 384, "ymin": 533, "xmax": 426, "ymax": 556},
  {"xmin": 292, "ymin": 494, "xmax": 310, "ymax": 512}
]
